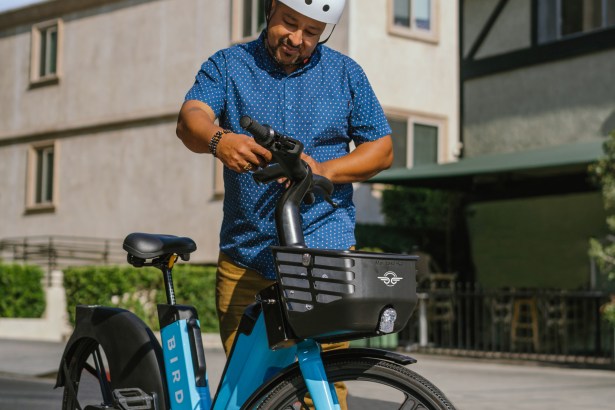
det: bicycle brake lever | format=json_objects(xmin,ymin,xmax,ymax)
[
  {"xmin": 313, "ymin": 185, "xmax": 338, "ymax": 208},
  {"xmin": 252, "ymin": 164, "xmax": 286, "ymax": 184},
  {"xmin": 304, "ymin": 192, "xmax": 315, "ymax": 205},
  {"xmin": 312, "ymin": 175, "xmax": 337, "ymax": 208}
]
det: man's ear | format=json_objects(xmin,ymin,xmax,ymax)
[{"xmin": 267, "ymin": 0, "xmax": 278, "ymax": 21}]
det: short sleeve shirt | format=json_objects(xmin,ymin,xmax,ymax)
[{"xmin": 185, "ymin": 32, "xmax": 391, "ymax": 279}]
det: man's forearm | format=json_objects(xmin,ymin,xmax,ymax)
[{"xmin": 307, "ymin": 135, "xmax": 394, "ymax": 184}]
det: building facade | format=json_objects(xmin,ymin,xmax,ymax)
[
  {"xmin": 375, "ymin": 0, "xmax": 615, "ymax": 290},
  {"xmin": 0, "ymin": 0, "xmax": 460, "ymax": 263}
]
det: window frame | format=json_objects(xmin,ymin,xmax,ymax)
[
  {"xmin": 26, "ymin": 140, "xmax": 59, "ymax": 213},
  {"xmin": 538, "ymin": 0, "xmax": 615, "ymax": 43},
  {"xmin": 30, "ymin": 18, "xmax": 63, "ymax": 86},
  {"xmin": 387, "ymin": 0, "xmax": 440, "ymax": 44},
  {"xmin": 386, "ymin": 109, "xmax": 447, "ymax": 169},
  {"xmin": 231, "ymin": 0, "xmax": 266, "ymax": 43}
]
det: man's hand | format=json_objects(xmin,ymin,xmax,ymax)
[
  {"xmin": 216, "ymin": 132, "xmax": 272, "ymax": 173},
  {"xmin": 177, "ymin": 100, "xmax": 272, "ymax": 173},
  {"xmin": 301, "ymin": 152, "xmax": 328, "ymax": 179}
]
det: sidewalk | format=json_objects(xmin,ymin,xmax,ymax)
[
  {"xmin": 0, "ymin": 334, "xmax": 224, "ymax": 379},
  {"xmin": 1, "ymin": 337, "xmax": 614, "ymax": 409}
]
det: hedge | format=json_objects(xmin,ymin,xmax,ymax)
[
  {"xmin": 0, "ymin": 262, "xmax": 46, "ymax": 318},
  {"xmin": 64, "ymin": 264, "xmax": 218, "ymax": 332}
]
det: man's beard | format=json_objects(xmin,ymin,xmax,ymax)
[{"xmin": 266, "ymin": 37, "xmax": 309, "ymax": 67}]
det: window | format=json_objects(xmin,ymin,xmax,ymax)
[
  {"xmin": 387, "ymin": 112, "xmax": 445, "ymax": 169},
  {"xmin": 538, "ymin": 0, "xmax": 615, "ymax": 43},
  {"xmin": 26, "ymin": 141, "xmax": 58, "ymax": 212},
  {"xmin": 388, "ymin": 0, "xmax": 439, "ymax": 43},
  {"xmin": 232, "ymin": 0, "xmax": 266, "ymax": 42},
  {"xmin": 30, "ymin": 19, "xmax": 63, "ymax": 85}
]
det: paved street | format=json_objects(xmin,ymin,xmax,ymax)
[
  {"xmin": 407, "ymin": 354, "xmax": 615, "ymax": 409},
  {"xmin": 1, "ymin": 338, "xmax": 614, "ymax": 409}
]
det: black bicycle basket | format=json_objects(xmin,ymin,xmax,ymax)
[{"xmin": 271, "ymin": 246, "xmax": 418, "ymax": 343}]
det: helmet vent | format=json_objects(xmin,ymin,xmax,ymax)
[{"xmin": 323, "ymin": 5, "xmax": 330, "ymax": 11}]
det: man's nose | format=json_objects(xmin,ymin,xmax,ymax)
[{"xmin": 288, "ymin": 30, "xmax": 303, "ymax": 47}]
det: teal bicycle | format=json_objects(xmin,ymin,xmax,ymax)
[{"xmin": 55, "ymin": 116, "xmax": 455, "ymax": 409}]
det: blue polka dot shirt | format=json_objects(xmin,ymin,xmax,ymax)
[{"xmin": 185, "ymin": 31, "xmax": 392, "ymax": 279}]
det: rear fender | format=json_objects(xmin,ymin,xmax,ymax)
[{"xmin": 56, "ymin": 305, "xmax": 168, "ymax": 409}]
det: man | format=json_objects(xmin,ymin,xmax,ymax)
[{"xmin": 176, "ymin": 0, "xmax": 392, "ymax": 406}]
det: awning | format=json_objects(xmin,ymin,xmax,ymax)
[{"xmin": 370, "ymin": 139, "xmax": 605, "ymax": 193}]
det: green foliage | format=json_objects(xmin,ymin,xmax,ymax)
[
  {"xmin": 589, "ymin": 130, "xmax": 615, "ymax": 326},
  {"xmin": 378, "ymin": 186, "xmax": 464, "ymax": 271},
  {"xmin": 0, "ymin": 263, "xmax": 45, "ymax": 318},
  {"xmin": 602, "ymin": 297, "xmax": 615, "ymax": 325},
  {"xmin": 355, "ymin": 224, "xmax": 417, "ymax": 254},
  {"xmin": 64, "ymin": 264, "xmax": 218, "ymax": 332},
  {"xmin": 381, "ymin": 186, "xmax": 461, "ymax": 230}
]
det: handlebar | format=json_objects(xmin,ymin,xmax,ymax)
[
  {"xmin": 240, "ymin": 115, "xmax": 336, "ymax": 247},
  {"xmin": 240, "ymin": 115, "xmax": 308, "ymax": 182}
]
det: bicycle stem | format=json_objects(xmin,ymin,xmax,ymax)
[{"xmin": 275, "ymin": 168, "xmax": 312, "ymax": 247}]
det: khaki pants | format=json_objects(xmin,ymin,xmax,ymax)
[{"xmin": 215, "ymin": 252, "xmax": 349, "ymax": 409}]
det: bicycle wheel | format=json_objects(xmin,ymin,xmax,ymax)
[
  {"xmin": 61, "ymin": 338, "xmax": 115, "ymax": 409},
  {"xmin": 253, "ymin": 357, "xmax": 455, "ymax": 410}
]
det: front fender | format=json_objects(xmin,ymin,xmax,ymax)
[
  {"xmin": 56, "ymin": 305, "xmax": 168, "ymax": 409},
  {"xmin": 240, "ymin": 347, "xmax": 416, "ymax": 409}
]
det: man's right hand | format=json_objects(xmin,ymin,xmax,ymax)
[
  {"xmin": 176, "ymin": 100, "xmax": 272, "ymax": 173},
  {"xmin": 215, "ymin": 132, "xmax": 272, "ymax": 173}
]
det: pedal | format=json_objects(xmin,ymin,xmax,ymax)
[{"xmin": 112, "ymin": 388, "xmax": 157, "ymax": 410}]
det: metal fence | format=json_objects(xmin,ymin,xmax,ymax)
[
  {"xmin": 400, "ymin": 284, "xmax": 615, "ymax": 367},
  {"xmin": 0, "ymin": 235, "xmax": 125, "ymax": 284}
]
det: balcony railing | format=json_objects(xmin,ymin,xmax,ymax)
[{"xmin": 0, "ymin": 235, "xmax": 125, "ymax": 285}]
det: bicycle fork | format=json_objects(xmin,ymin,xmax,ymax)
[{"xmin": 297, "ymin": 340, "xmax": 341, "ymax": 410}]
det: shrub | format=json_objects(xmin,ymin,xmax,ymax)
[
  {"xmin": 0, "ymin": 263, "xmax": 45, "ymax": 318},
  {"xmin": 589, "ymin": 130, "xmax": 615, "ymax": 327},
  {"xmin": 64, "ymin": 264, "xmax": 218, "ymax": 332}
]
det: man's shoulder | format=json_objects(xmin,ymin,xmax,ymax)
[
  {"xmin": 215, "ymin": 39, "xmax": 257, "ymax": 59},
  {"xmin": 319, "ymin": 46, "xmax": 364, "ymax": 72}
]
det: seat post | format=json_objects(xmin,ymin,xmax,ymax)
[{"xmin": 159, "ymin": 255, "xmax": 177, "ymax": 305}]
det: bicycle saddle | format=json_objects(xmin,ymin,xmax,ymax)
[{"xmin": 123, "ymin": 232, "xmax": 197, "ymax": 260}]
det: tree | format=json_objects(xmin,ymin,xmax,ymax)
[
  {"xmin": 381, "ymin": 186, "xmax": 462, "ymax": 271},
  {"xmin": 588, "ymin": 130, "xmax": 615, "ymax": 327}
]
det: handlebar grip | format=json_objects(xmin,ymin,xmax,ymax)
[{"xmin": 240, "ymin": 115, "xmax": 274, "ymax": 146}]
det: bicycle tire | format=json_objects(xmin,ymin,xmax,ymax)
[
  {"xmin": 61, "ymin": 338, "xmax": 115, "ymax": 410},
  {"xmin": 252, "ymin": 357, "xmax": 455, "ymax": 410}
]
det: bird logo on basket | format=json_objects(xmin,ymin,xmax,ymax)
[{"xmin": 378, "ymin": 271, "xmax": 403, "ymax": 287}]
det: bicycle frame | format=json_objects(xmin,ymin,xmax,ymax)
[
  {"xmin": 57, "ymin": 117, "xmax": 408, "ymax": 410},
  {"xmin": 159, "ymin": 303, "xmax": 341, "ymax": 410}
]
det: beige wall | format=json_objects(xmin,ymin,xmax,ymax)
[
  {"xmin": 348, "ymin": 0, "xmax": 460, "ymax": 163},
  {"xmin": 0, "ymin": 0, "xmax": 459, "ymax": 257},
  {"xmin": 0, "ymin": 0, "xmax": 229, "ymax": 263},
  {"xmin": 347, "ymin": 0, "xmax": 460, "ymax": 224}
]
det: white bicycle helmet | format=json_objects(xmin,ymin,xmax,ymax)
[{"xmin": 276, "ymin": 0, "xmax": 346, "ymax": 24}]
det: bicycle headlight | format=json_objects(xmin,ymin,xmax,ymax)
[{"xmin": 378, "ymin": 308, "xmax": 398, "ymax": 334}]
